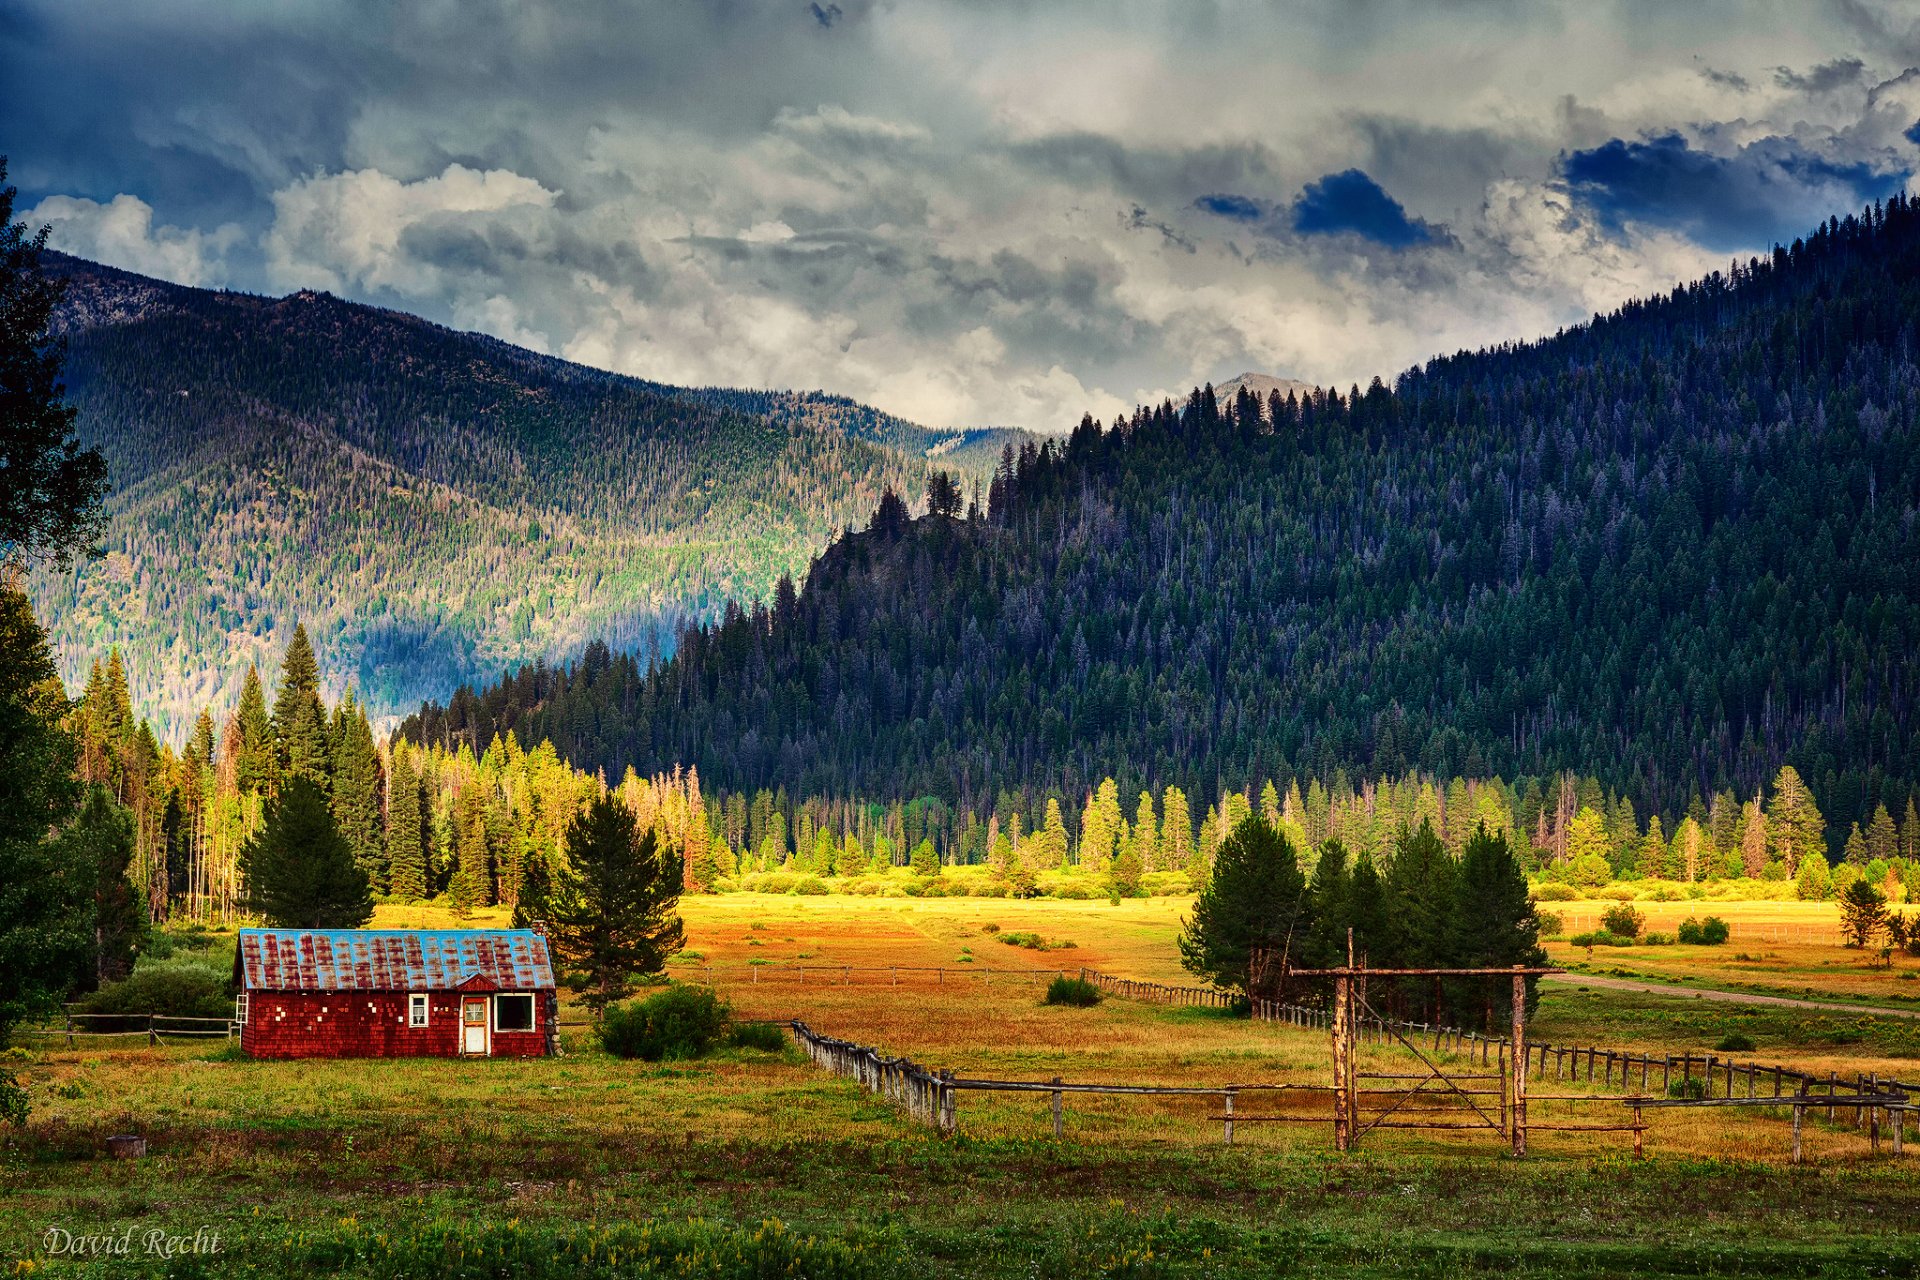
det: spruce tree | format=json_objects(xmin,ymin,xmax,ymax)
[
  {"xmin": 1386, "ymin": 819, "xmax": 1457, "ymax": 1021},
  {"xmin": 1303, "ymin": 840, "xmax": 1353, "ymax": 970},
  {"xmin": 328, "ymin": 691, "xmax": 386, "ymax": 891},
  {"xmin": 1130, "ymin": 791, "xmax": 1159, "ymax": 872},
  {"xmin": 1767, "ymin": 765, "xmax": 1825, "ymax": 873},
  {"xmin": 545, "ymin": 793, "xmax": 685, "ymax": 1011},
  {"xmin": 1446, "ymin": 824, "xmax": 1546, "ymax": 1031},
  {"xmin": 1867, "ymin": 803, "xmax": 1898, "ymax": 865},
  {"xmin": 386, "ymin": 746, "xmax": 428, "ymax": 901},
  {"xmin": 271, "ymin": 623, "xmax": 330, "ymax": 786},
  {"xmin": 1161, "ymin": 786, "xmax": 1194, "ymax": 871},
  {"xmin": 234, "ymin": 663, "xmax": 274, "ymax": 793},
  {"xmin": 1178, "ymin": 815, "xmax": 1310, "ymax": 996},
  {"xmin": 0, "ymin": 588, "xmax": 94, "ymax": 1125},
  {"xmin": 68, "ymin": 787, "xmax": 141, "ymax": 984},
  {"xmin": 240, "ymin": 776, "xmax": 372, "ymax": 928}
]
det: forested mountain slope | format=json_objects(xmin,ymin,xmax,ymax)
[
  {"xmin": 410, "ymin": 199, "xmax": 1920, "ymax": 843},
  {"xmin": 30, "ymin": 254, "xmax": 926, "ymax": 735},
  {"xmin": 674, "ymin": 387, "xmax": 1032, "ymax": 481}
]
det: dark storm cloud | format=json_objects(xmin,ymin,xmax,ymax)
[
  {"xmin": 1773, "ymin": 56, "xmax": 1868, "ymax": 93},
  {"xmin": 1290, "ymin": 170, "xmax": 1445, "ymax": 248},
  {"xmin": 9, "ymin": 0, "xmax": 1912, "ymax": 427},
  {"xmin": 1561, "ymin": 132, "xmax": 1908, "ymax": 250}
]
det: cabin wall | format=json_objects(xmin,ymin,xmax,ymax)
[{"xmin": 241, "ymin": 990, "xmax": 554, "ymax": 1058}]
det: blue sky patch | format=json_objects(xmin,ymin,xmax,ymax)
[
  {"xmin": 1289, "ymin": 169, "xmax": 1439, "ymax": 248},
  {"xmin": 1562, "ymin": 132, "xmax": 1906, "ymax": 251}
]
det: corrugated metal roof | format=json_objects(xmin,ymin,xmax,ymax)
[{"xmin": 235, "ymin": 929, "xmax": 556, "ymax": 992}]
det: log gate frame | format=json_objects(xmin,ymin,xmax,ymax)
[{"xmin": 1275, "ymin": 938, "xmax": 1561, "ymax": 1155}]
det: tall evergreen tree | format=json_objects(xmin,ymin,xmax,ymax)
[
  {"xmin": 1766, "ymin": 765, "xmax": 1825, "ymax": 873},
  {"xmin": 328, "ymin": 691, "xmax": 386, "ymax": 890},
  {"xmin": 0, "ymin": 588, "xmax": 94, "ymax": 1123},
  {"xmin": 0, "ymin": 157, "xmax": 109, "ymax": 569},
  {"xmin": 234, "ymin": 663, "xmax": 274, "ymax": 793},
  {"xmin": 67, "ymin": 786, "xmax": 141, "ymax": 985},
  {"xmin": 240, "ymin": 776, "xmax": 372, "ymax": 928},
  {"xmin": 386, "ymin": 745, "xmax": 428, "ymax": 901},
  {"xmin": 1446, "ymin": 824, "xmax": 1546, "ymax": 1031},
  {"xmin": 1178, "ymin": 816, "xmax": 1310, "ymax": 996},
  {"xmin": 271, "ymin": 623, "xmax": 330, "ymax": 786},
  {"xmin": 545, "ymin": 793, "xmax": 685, "ymax": 1011},
  {"xmin": 1386, "ymin": 819, "xmax": 1457, "ymax": 1021}
]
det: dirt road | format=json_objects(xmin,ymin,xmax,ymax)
[{"xmin": 1542, "ymin": 972, "xmax": 1920, "ymax": 1020}]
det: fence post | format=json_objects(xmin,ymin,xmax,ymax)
[
  {"xmin": 1332, "ymin": 973, "xmax": 1352, "ymax": 1152},
  {"xmin": 148, "ymin": 1013, "xmax": 157, "ymax": 1048},
  {"xmin": 66, "ymin": 1010, "xmax": 73, "ymax": 1049},
  {"xmin": 1510, "ymin": 971, "xmax": 1527, "ymax": 1158},
  {"xmin": 1632, "ymin": 1103, "xmax": 1644, "ymax": 1160},
  {"xmin": 1051, "ymin": 1078, "xmax": 1064, "ymax": 1139},
  {"xmin": 1793, "ymin": 1081, "xmax": 1806, "ymax": 1164},
  {"xmin": 1224, "ymin": 1085, "xmax": 1236, "ymax": 1146}
]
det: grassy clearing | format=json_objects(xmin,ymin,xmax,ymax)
[{"xmin": 6, "ymin": 894, "xmax": 1919, "ymax": 1276}]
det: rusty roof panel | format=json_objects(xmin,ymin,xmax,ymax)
[{"xmin": 236, "ymin": 929, "xmax": 556, "ymax": 992}]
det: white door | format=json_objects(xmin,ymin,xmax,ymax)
[{"xmin": 461, "ymin": 997, "xmax": 489, "ymax": 1055}]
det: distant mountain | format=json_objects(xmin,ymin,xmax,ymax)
[
  {"xmin": 409, "ymin": 199, "xmax": 1920, "ymax": 843},
  {"xmin": 31, "ymin": 253, "xmax": 937, "ymax": 735},
  {"xmin": 1210, "ymin": 371, "xmax": 1316, "ymax": 408},
  {"xmin": 672, "ymin": 387, "xmax": 1035, "ymax": 486}
]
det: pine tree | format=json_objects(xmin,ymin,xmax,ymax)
[
  {"xmin": 328, "ymin": 691, "xmax": 386, "ymax": 891},
  {"xmin": 1037, "ymin": 798, "xmax": 1070, "ymax": 869},
  {"xmin": 1905, "ymin": 798, "xmax": 1920, "ymax": 862},
  {"xmin": 240, "ymin": 776, "xmax": 372, "ymax": 928},
  {"xmin": 1161, "ymin": 786, "xmax": 1194, "ymax": 870},
  {"xmin": 1867, "ymin": 803, "xmax": 1898, "ymax": 865},
  {"xmin": 271, "ymin": 624, "xmax": 330, "ymax": 786},
  {"xmin": 1767, "ymin": 765, "xmax": 1825, "ymax": 873},
  {"xmin": 1130, "ymin": 791, "xmax": 1159, "ymax": 872},
  {"xmin": 450, "ymin": 784, "xmax": 492, "ymax": 913},
  {"xmin": 1303, "ymin": 841, "xmax": 1353, "ymax": 970},
  {"xmin": 1447, "ymin": 824, "xmax": 1546, "ymax": 1031},
  {"xmin": 234, "ymin": 664, "xmax": 274, "ymax": 793},
  {"xmin": 386, "ymin": 745, "xmax": 428, "ymax": 901},
  {"xmin": 1386, "ymin": 820, "xmax": 1457, "ymax": 1021},
  {"xmin": 67, "ymin": 787, "xmax": 141, "ymax": 984},
  {"xmin": 1740, "ymin": 799, "xmax": 1768, "ymax": 877},
  {"xmin": 545, "ymin": 793, "xmax": 685, "ymax": 1011},
  {"xmin": 910, "ymin": 837, "xmax": 939, "ymax": 876},
  {"xmin": 1178, "ymin": 815, "xmax": 1310, "ymax": 995}
]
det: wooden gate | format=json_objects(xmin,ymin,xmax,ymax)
[{"xmin": 1278, "ymin": 944, "xmax": 1560, "ymax": 1155}]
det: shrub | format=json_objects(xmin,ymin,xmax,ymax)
[
  {"xmin": 75, "ymin": 957, "xmax": 233, "ymax": 1019},
  {"xmin": 1676, "ymin": 915, "xmax": 1731, "ymax": 945},
  {"xmin": 1044, "ymin": 976, "xmax": 1102, "ymax": 1007},
  {"xmin": 726, "ymin": 1021, "xmax": 790, "ymax": 1053},
  {"xmin": 1601, "ymin": 903, "xmax": 1645, "ymax": 938},
  {"xmin": 1667, "ymin": 1077, "xmax": 1708, "ymax": 1099},
  {"xmin": 1715, "ymin": 1032, "xmax": 1756, "ymax": 1052},
  {"xmin": 598, "ymin": 984, "xmax": 730, "ymax": 1061},
  {"xmin": 1569, "ymin": 930, "xmax": 1633, "ymax": 947},
  {"xmin": 981, "ymin": 922, "xmax": 1001, "ymax": 933},
  {"xmin": 1532, "ymin": 882, "xmax": 1579, "ymax": 901},
  {"xmin": 1536, "ymin": 910, "xmax": 1565, "ymax": 939},
  {"xmin": 794, "ymin": 877, "xmax": 830, "ymax": 896},
  {"xmin": 1599, "ymin": 884, "xmax": 1640, "ymax": 902},
  {"xmin": 1052, "ymin": 882, "xmax": 1098, "ymax": 900},
  {"xmin": 1641, "ymin": 931, "xmax": 1674, "ymax": 946}
]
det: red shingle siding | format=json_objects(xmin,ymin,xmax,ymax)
[{"xmin": 241, "ymin": 990, "xmax": 557, "ymax": 1059}]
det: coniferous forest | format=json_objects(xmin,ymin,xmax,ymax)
[
  {"xmin": 28, "ymin": 254, "xmax": 948, "ymax": 737},
  {"xmin": 408, "ymin": 198, "xmax": 1920, "ymax": 851}
]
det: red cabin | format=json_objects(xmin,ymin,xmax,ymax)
[{"xmin": 233, "ymin": 928, "xmax": 559, "ymax": 1058}]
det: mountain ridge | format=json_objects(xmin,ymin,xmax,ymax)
[{"xmin": 32, "ymin": 251, "xmax": 985, "ymax": 736}]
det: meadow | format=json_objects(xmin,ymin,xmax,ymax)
[{"xmin": 5, "ymin": 893, "xmax": 1920, "ymax": 1277}]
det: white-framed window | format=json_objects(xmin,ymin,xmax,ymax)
[
  {"xmin": 409, "ymin": 993, "xmax": 430, "ymax": 1028},
  {"xmin": 234, "ymin": 993, "xmax": 249, "ymax": 1025},
  {"xmin": 494, "ymin": 993, "xmax": 535, "ymax": 1033}
]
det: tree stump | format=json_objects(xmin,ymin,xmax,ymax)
[{"xmin": 106, "ymin": 1134, "xmax": 147, "ymax": 1159}]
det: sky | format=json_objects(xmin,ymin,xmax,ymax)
[{"xmin": 7, "ymin": 1, "xmax": 1919, "ymax": 431}]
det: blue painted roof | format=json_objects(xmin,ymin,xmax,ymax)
[{"xmin": 235, "ymin": 928, "xmax": 556, "ymax": 992}]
